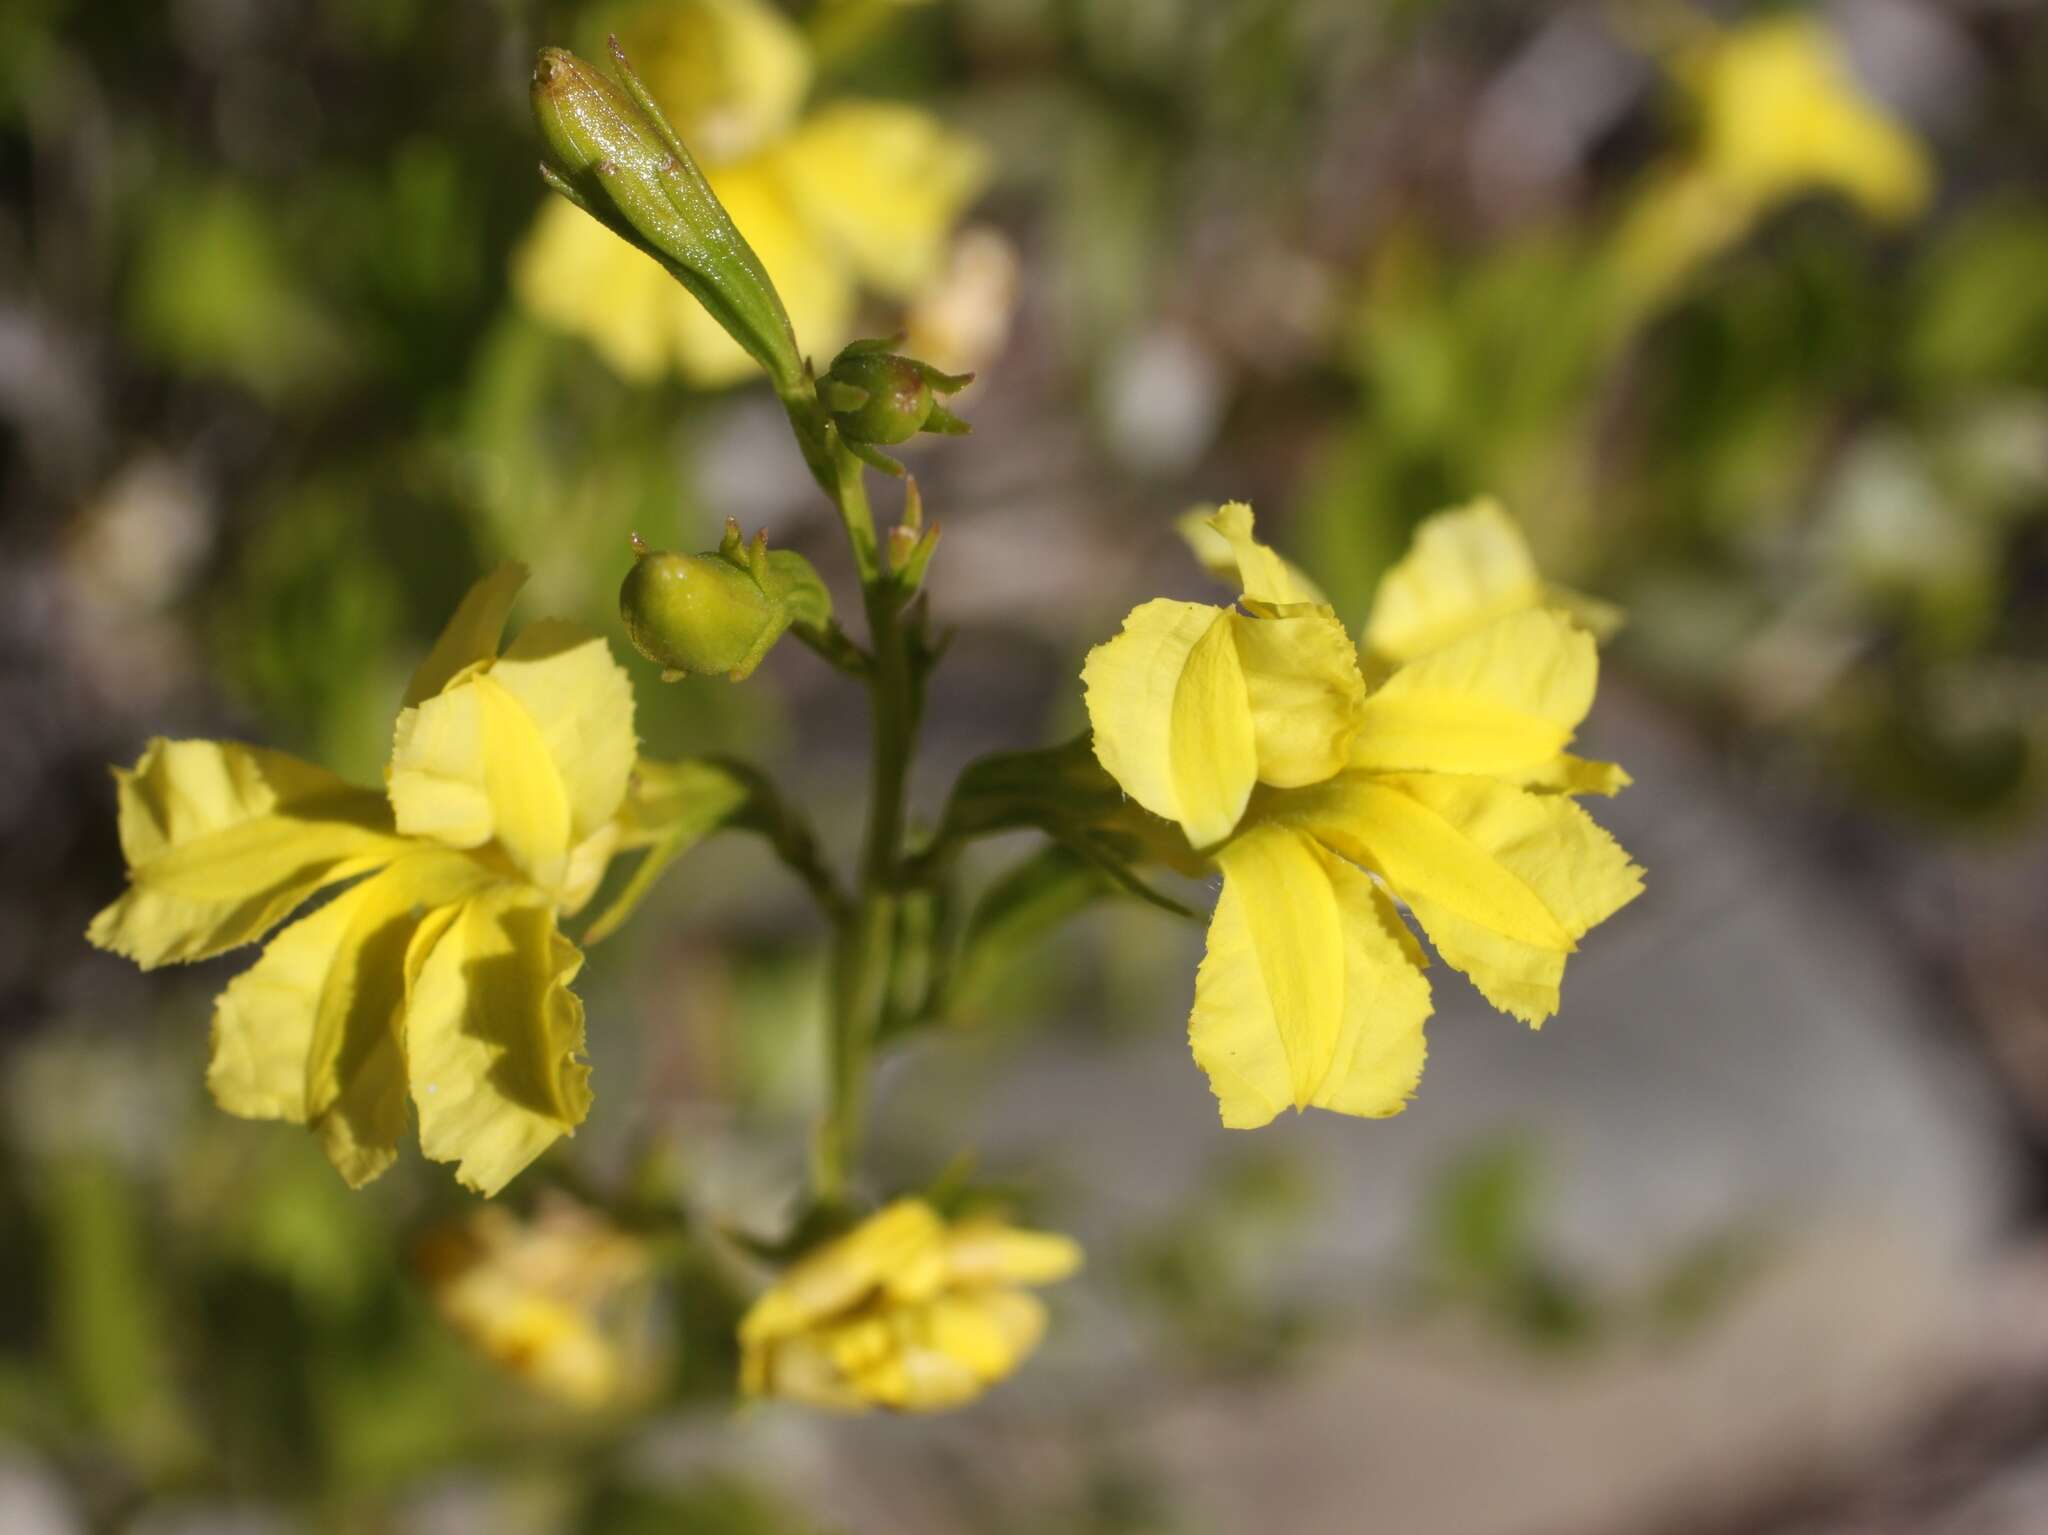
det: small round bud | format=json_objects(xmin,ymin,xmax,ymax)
[
  {"xmin": 619, "ymin": 547, "xmax": 783, "ymax": 680},
  {"xmin": 825, "ymin": 351, "xmax": 934, "ymax": 446}
]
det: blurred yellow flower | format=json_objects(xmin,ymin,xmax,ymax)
[
  {"xmin": 513, "ymin": 0, "xmax": 989, "ymax": 387},
  {"xmin": 1083, "ymin": 502, "xmax": 1642, "ymax": 1128},
  {"xmin": 739, "ymin": 1199, "xmax": 1081, "ymax": 1412},
  {"xmin": 418, "ymin": 1199, "xmax": 654, "ymax": 1408},
  {"xmin": 88, "ymin": 565, "xmax": 637, "ymax": 1195},
  {"xmin": 902, "ymin": 223, "xmax": 1021, "ymax": 377},
  {"xmin": 1615, "ymin": 14, "xmax": 1933, "ymax": 306}
]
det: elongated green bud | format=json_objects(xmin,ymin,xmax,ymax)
[
  {"xmin": 532, "ymin": 42, "xmax": 803, "ymax": 393},
  {"xmin": 619, "ymin": 528, "xmax": 831, "ymax": 682}
]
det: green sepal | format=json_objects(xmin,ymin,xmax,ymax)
[
  {"xmin": 931, "ymin": 736, "xmax": 1204, "ymax": 917},
  {"xmin": 761, "ymin": 548, "xmax": 832, "ymax": 629}
]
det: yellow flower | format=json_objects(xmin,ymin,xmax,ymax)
[
  {"xmin": 739, "ymin": 1199, "xmax": 1081, "ymax": 1412},
  {"xmin": 1083, "ymin": 502, "xmax": 1643, "ymax": 1129},
  {"xmin": 513, "ymin": 0, "xmax": 989, "ymax": 387},
  {"xmin": 418, "ymin": 1198, "xmax": 654, "ymax": 1409},
  {"xmin": 1615, "ymin": 14, "xmax": 1933, "ymax": 305},
  {"xmin": 1361, "ymin": 497, "xmax": 1623, "ymax": 672},
  {"xmin": 87, "ymin": 564, "xmax": 637, "ymax": 1195}
]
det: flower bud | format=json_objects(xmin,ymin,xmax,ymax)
[
  {"xmin": 621, "ymin": 548, "xmax": 780, "ymax": 680},
  {"xmin": 532, "ymin": 42, "xmax": 803, "ymax": 393},
  {"xmin": 826, "ymin": 352, "xmax": 934, "ymax": 446},
  {"xmin": 619, "ymin": 529, "xmax": 830, "ymax": 682},
  {"xmin": 820, "ymin": 338, "xmax": 973, "ymax": 474}
]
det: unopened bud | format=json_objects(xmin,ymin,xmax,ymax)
[
  {"xmin": 820, "ymin": 338, "xmax": 973, "ymax": 474},
  {"xmin": 618, "ymin": 530, "xmax": 830, "ymax": 682},
  {"xmin": 532, "ymin": 42, "xmax": 803, "ymax": 393}
]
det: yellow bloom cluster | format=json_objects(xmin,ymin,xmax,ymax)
[
  {"xmin": 1616, "ymin": 14, "xmax": 1933, "ymax": 305},
  {"xmin": 1083, "ymin": 500, "xmax": 1643, "ymax": 1128},
  {"xmin": 87, "ymin": 565, "xmax": 637, "ymax": 1195},
  {"xmin": 417, "ymin": 1200, "xmax": 653, "ymax": 1408},
  {"xmin": 740, "ymin": 1199, "xmax": 1081, "ymax": 1412},
  {"xmin": 514, "ymin": 0, "xmax": 988, "ymax": 387}
]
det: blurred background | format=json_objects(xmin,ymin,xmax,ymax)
[{"xmin": 5, "ymin": 0, "xmax": 2048, "ymax": 1530}]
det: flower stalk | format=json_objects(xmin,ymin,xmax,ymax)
[{"xmin": 814, "ymin": 473, "xmax": 929, "ymax": 1207}]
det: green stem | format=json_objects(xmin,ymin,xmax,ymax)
[{"xmin": 810, "ymin": 441, "xmax": 924, "ymax": 1207}]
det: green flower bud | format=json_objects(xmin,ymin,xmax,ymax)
[
  {"xmin": 820, "ymin": 338, "xmax": 973, "ymax": 474},
  {"xmin": 618, "ymin": 528, "xmax": 831, "ymax": 682},
  {"xmin": 621, "ymin": 548, "xmax": 779, "ymax": 681},
  {"xmin": 532, "ymin": 42, "xmax": 803, "ymax": 394},
  {"xmin": 826, "ymin": 352, "xmax": 934, "ymax": 446}
]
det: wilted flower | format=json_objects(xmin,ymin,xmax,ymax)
[
  {"xmin": 739, "ymin": 1199, "xmax": 1081, "ymax": 1412},
  {"xmin": 1082, "ymin": 501, "xmax": 1642, "ymax": 1127},
  {"xmin": 418, "ymin": 1199, "xmax": 654, "ymax": 1408},
  {"xmin": 88, "ymin": 565, "xmax": 636, "ymax": 1194},
  {"xmin": 514, "ymin": 0, "xmax": 988, "ymax": 387}
]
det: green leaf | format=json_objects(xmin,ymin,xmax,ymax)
[{"xmin": 947, "ymin": 845, "xmax": 1116, "ymax": 1020}]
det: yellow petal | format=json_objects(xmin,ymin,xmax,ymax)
[
  {"xmin": 624, "ymin": 0, "xmax": 813, "ymax": 161},
  {"xmin": 744, "ymin": 1333, "xmax": 870, "ymax": 1410},
  {"xmin": 487, "ymin": 621, "xmax": 637, "ymax": 850},
  {"xmin": 1364, "ymin": 497, "xmax": 1544, "ymax": 665},
  {"xmin": 388, "ymin": 673, "xmax": 573, "ymax": 890},
  {"xmin": 1315, "ymin": 858, "xmax": 1431, "ymax": 1119},
  {"xmin": 1392, "ymin": 772, "xmax": 1642, "ymax": 939},
  {"xmin": 1190, "ymin": 825, "xmax": 1430, "ymax": 1127},
  {"xmin": 1296, "ymin": 772, "xmax": 1642, "ymax": 1025},
  {"xmin": 1282, "ymin": 775, "xmax": 1577, "ymax": 952},
  {"xmin": 405, "ymin": 887, "xmax": 595, "ymax": 1196},
  {"xmin": 1690, "ymin": 16, "xmax": 1932, "ymax": 225},
  {"xmin": 924, "ymin": 1289, "xmax": 1047, "ymax": 1386},
  {"xmin": 1351, "ymin": 609, "xmax": 1595, "ymax": 776},
  {"xmin": 208, "ymin": 851, "xmax": 492, "ymax": 1187},
  {"xmin": 738, "ymin": 1200, "xmax": 946, "ymax": 1347},
  {"xmin": 88, "ymin": 739, "xmax": 404, "ymax": 968},
  {"xmin": 511, "ymin": 199, "xmax": 681, "ymax": 384},
  {"xmin": 769, "ymin": 102, "xmax": 990, "ymax": 298},
  {"xmin": 1202, "ymin": 501, "xmax": 1325, "ymax": 607},
  {"xmin": 1229, "ymin": 605, "xmax": 1366, "ymax": 787},
  {"xmin": 1550, "ymin": 584, "xmax": 1626, "ymax": 645},
  {"xmin": 942, "ymin": 1221, "xmax": 1084, "ymax": 1289},
  {"xmin": 1082, "ymin": 599, "xmax": 1256, "ymax": 848},
  {"xmin": 405, "ymin": 563, "xmax": 528, "ymax": 708},
  {"xmin": 1191, "ymin": 825, "xmax": 1346, "ymax": 1119},
  {"xmin": 1511, "ymin": 754, "xmax": 1633, "ymax": 797}
]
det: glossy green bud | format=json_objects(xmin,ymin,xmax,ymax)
[
  {"xmin": 825, "ymin": 352, "xmax": 934, "ymax": 446},
  {"xmin": 532, "ymin": 42, "xmax": 803, "ymax": 393},
  {"xmin": 619, "ymin": 528, "xmax": 831, "ymax": 682},
  {"xmin": 820, "ymin": 338, "xmax": 974, "ymax": 474},
  {"xmin": 621, "ymin": 548, "xmax": 779, "ymax": 680}
]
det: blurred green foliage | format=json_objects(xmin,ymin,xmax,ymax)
[{"xmin": 1415, "ymin": 1136, "xmax": 1765, "ymax": 1354}]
